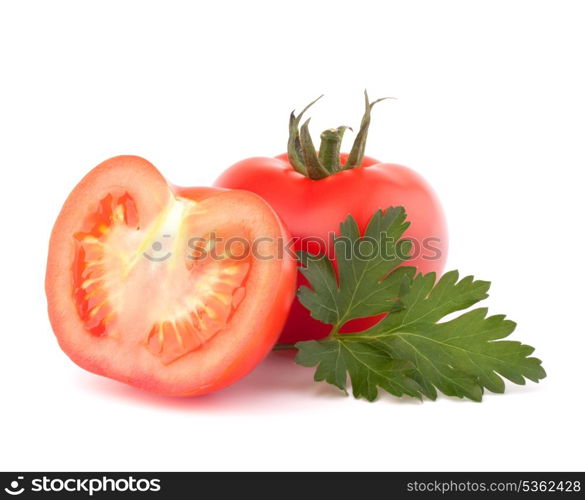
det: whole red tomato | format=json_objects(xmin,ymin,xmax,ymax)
[{"xmin": 215, "ymin": 94, "xmax": 447, "ymax": 344}]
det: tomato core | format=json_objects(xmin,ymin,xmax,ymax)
[{"xmin": 72, "ymin": 191, "xmax": 251, "ymax": 365}]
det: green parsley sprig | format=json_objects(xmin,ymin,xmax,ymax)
[{"xmin": 291, "ymin": 207, "xmax": 546, "ymax": 402}]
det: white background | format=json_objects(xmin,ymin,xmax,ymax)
[{"xmin": 1, "ymin": 0, "xmax": 584, "ymax": 472}]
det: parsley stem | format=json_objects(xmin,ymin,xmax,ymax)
[
  {"xmin": 273, "ymin": 343, "xmax": 297, "ymax": 351},
  {"xmin": 328, "ymin": 323, "xmax": 342, "ymax": 338}
]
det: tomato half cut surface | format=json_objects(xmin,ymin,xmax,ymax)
[{"xmin": 46, "ymin": 156, "xmax": 297, "ymax": 396}]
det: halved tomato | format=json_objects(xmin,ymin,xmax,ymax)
[{"xmin": 46, "ymin": 156, "xmax": 296, "ymax": 396}]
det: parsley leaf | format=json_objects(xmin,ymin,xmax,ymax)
[
  {"xmin": 296, "ymin": 339, "xmax": 423, "ymax": 400},
  {"xmin": 298, "ymin": 206, "xmax": 414, "ymax": 326},
  {"xmin": 295, "ymin": 208, "xmax": 546, "ymax": 402}
]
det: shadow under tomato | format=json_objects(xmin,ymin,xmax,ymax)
[
  {"xmin": 76, "ymin": 349, "xmax": 464, "ymax": 410},
  {"xmin": 76, "ymin": 352, "xmax": 344, "ymax": 413}
]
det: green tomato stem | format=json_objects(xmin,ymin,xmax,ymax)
[
  {"xmin": 319, "ymin": 127, "xmax": 350, "ymax": 173},
  {"xmin": 286, "ymin": 91, "xmax": 391, "ymax": 179}
]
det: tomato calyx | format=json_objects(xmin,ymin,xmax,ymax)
[{"xmin": 287, "ymin": 91, "xmax": 393, "ymax": 179}]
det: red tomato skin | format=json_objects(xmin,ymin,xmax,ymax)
[{"xmin": 215, "ymin": 153, "xmax": 448, "ymax": 343}]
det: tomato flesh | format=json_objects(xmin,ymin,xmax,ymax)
[{"xmin": 46, "ymin": 156, "xmax": 296, "ymax": 396}]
